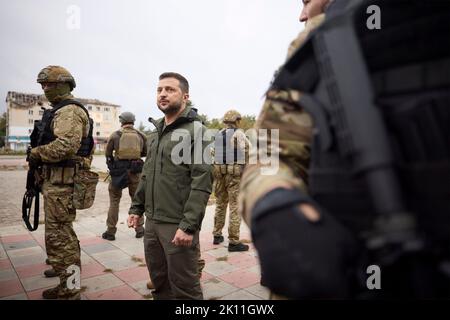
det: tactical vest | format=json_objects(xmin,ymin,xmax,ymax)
[
  {"xmin": 30, "ymin": 99, "xmax": 94, "ymax": 158},
  {"xmin": 115, "ymin": 128, "xmax": 143, "ymax": 160},
  {"xmin": 214, "ymin": 128, "xmax": 245, "ymax": 165}
]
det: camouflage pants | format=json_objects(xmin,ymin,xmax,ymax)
[
  {"xmin": 43, "ymin": 179, "xmax": 80, "ymax": 297},
  {"xmin": 213, "ymin": 171, "xmax": 242, "ymax": 244},
  {"xmin": 107, "ymin": 171, "xmax": 144, "ymax": 234}
]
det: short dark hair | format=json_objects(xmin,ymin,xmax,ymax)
[{"xmin": 159, "ymin": 72, "xmax": 189, "ymax": 93}]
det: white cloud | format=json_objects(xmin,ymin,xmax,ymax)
[{"xmin": 0, "ymin": 0, "xmax": 304, "ymax": 128}]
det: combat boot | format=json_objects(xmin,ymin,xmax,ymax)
[
  {"xmin": 42, "ymin": 286, "xmax": 60, "ymax": 299},
  {"xmin": 44, "ymin": 268, "xmax": 57, "ymax": 278},
  {"xmin": 102, "ymin": 232, "xmax": 115, "ymax": 241},
  {"xmin": 228, "ymin": 243, "xmax": 249, "ymax": 252},
  {"xmin": 213, "ymin": 235, "xmax": 224, "ymax": 245}
]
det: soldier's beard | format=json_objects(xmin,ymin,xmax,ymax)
[{"xmin": 158, "ymin": 100, "xmax": 183, "ymax": 115}]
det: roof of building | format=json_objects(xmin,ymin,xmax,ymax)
[{"xmin": 5, "ymin": 91, "xmax": 121, "ymax": 108}]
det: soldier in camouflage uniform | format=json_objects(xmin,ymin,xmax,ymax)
[
  {"xmin": 102, "ymin": 111, "xmax": 146, "ymax": 240},
  {"xmin": 213, "ymin": 110, "xmax": 250, "ymax": 252},
  {"xmin": 29, "ymin": 66, "xmax": 93, "ymax": 300},
  {"xmin": 238, "ymin": 0, "xmax": 356, "ymax": 299}
]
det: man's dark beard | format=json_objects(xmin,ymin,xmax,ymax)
[{"xmin": 158, "ymin": 101, "xmax": 182, "ymax": 115}]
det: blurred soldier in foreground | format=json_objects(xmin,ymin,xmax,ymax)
[
  {"xmin": 102, "ymin": 111, "xmax": 147, "ymax": 240},
  {"xmin": 240, "ymin": 0, "xmax": 450, "ymax": 299},
  {"xmin": 213, "ymin": 110, "xmax": 250, "ymax": 252}
]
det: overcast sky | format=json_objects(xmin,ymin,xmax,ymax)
[{"xmin": 0, "ymin": 0, "xmax": 304, "ymax": 128}]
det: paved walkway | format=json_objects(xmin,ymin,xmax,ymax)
[{"xmin": 0, "ymin": 161, "xmax": 267, "ymax": 300}]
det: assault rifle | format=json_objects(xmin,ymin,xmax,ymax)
[{"xmin": 22, "ymin": 145, "xmax": 41, "ymax": 231}]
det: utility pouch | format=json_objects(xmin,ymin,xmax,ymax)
[{"xmin": 73, "ymin": 169, "xmax": 99, "ymax": 209}]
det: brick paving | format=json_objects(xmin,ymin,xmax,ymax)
[{"xmin": 0, "ymin": 157, "xmax": 268, "ymax": 300}]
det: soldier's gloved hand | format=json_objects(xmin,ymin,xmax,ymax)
[
  {"xmin": 106, "ymin": 156, "xmax": 114, "ymax": 167},
  {"xmin": 251, "ymin": 188, "xmax": 358, "ymax": 299},
  {"xmin": 27, "ymin": 147, "xmax": 41, "ymax": 168}
]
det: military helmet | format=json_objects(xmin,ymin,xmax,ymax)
[
  {"xmin": 119, "ymin": 112, "xmax": 136, "ymax": 124},
  {"xmin": 36, "ymin": 66, "xmax": 76, "ymax": 90},
  {"xmin": 222, "ymin": 110, "xmax": 242, "ymax": 123}
]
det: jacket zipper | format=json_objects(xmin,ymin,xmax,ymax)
[{"xmin": 151, "ymin": 129, "xmax": 163, "ymax": 216}]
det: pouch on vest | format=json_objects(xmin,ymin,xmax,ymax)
[
  {"xmin": 129, "ymin": 159, "xmax": 144, "ymax": 174},
  {"xmin": 73, "ymin": 169, "xmax": 99, "ymax": 210},
  {"xmin": 116, "ymin": 129, "xmax": 142, "ymax": 160},
  {"xmin": 109, "ymin": 160, "xmax": 130, "ymax": 189}
]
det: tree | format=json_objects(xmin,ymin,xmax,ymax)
[
  {"xmin": 239, "ymin": 115, "xmax": 256, "ymax": 131},
  {"xmin": 0, "ymin": 112, "xmax": 6, "ymax": 148},
  {"xmin": 198, "ymin": 113, "xmax": 209, "ymax": 126},
  {"xmin": 137, "ymin": 121, "xmax": 152, "ymax": 135},
  {"xmin": 208, "ymin": 118, "xmax": 224, "ymax": 130}
]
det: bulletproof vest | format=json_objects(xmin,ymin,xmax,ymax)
[
  {"xmin": 116, "ymin": 128, "xmax": 143, "ymax": 160},
  {"xmin": 214, "ymin": 128, "xmax": 245, "ymax": 165},
  {"xmin": 30, "ymin": 99, "xmax": 94, "ymax": 157},
  {"xmin": 272, "ymin": 0, "xmax": 450, "ymax": 243}
]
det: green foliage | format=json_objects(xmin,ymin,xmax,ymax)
[
  {"xmin": 239, "ymin": 115, "xmax": 256, "ymax": 131},
  {"xmin": 199, "ymin": 112, "xmax": 255, "ymax": 131},
  {"xmin": 0, "ymin": 112, "xmax": 6, "ymax": 148},
  {"xmin": 137, "ymin": 121, "xmax": 152, "ymax": 135},
  {"xmin": 0, "ymin": 112, "xmax": 6, "ymax": 136}
]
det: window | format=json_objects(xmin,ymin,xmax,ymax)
[
  {"xmin": 104, "ymin": 114, "xmax": 109, "ymax": 121},
  {"xmin": 39, "ymin": 110, "xmax": 44, "ymax": 116},
  {"xmin": 96, "ymin": 132, "xmax": 100, "ymax": 136},
  {"xmin": 88, "ymin": 105, "xmax": 92, "ymax": 111},
  {"xmin": 96, "ymin": 106, "xmax": 100, "ymax": 111},
  {"xmin": 104, "ymin": 107, "xmax": 109, "ymax": 112},
  {"xmin": 28, "ymin": 119, "xmax": 34, "ymax": 124},
  {"xmin": 28, "ymin": 129, "xmax": 32, "ymax": 134},
  {"xmin": 96, "ymin": 122, "xmax": 101, "ymax": 127},
  {"xmin": 28, "ymin": 110, "xmax": 33, "ymax": 115}
]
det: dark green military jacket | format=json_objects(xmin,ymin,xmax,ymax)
[{"xmin": 129, "ymin": 106, "xmax": 213, "ymax": 233}]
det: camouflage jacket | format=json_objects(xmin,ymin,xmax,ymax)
[
  {"xmin": 33, "ymin": 97, "xmax": 92, "ymax": 184},
  {"xmin": 238, "ymin": 14, "xmax": 325, "ymax": 227}
]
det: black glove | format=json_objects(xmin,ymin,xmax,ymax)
[
  {"xmin": 251, "ymin": 188, "xmax": 359, "ymax": 299},
  {"xmin": 26, "ymin": 146, "xmax": 41, "ymax": 168},
  {"xmin": 106, "ymin": 156, "xmax": 114, "ymax": 168}
]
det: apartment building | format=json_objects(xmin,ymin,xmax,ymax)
[{"xmin": 5, "ymin": 91, "xmax": 121, "ymax": 151}]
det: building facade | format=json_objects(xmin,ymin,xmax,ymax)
[{"xmin": 5, "ymin": 91, "xmax": 121, "ymax": 151}]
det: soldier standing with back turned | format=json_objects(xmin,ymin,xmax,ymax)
[
  {"xmin": 102, "ymin": 112, "xmax": 146, "ymax": 240},
  {"xmin": 213, "ymin": 110, "xmax": 250, "ymax": 252}
]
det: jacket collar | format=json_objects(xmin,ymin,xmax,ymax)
[{"xmin": 148, "ymin": 106, "xmax": 199, "ymax": 134}]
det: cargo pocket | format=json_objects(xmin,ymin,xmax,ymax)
[
  {"xmin": 46, "ymin": 190, "xmax": 76, "ymax": 223},
  {"xmin": 73, "ymin": 169, "xmax": 99, "ymax": 210}
]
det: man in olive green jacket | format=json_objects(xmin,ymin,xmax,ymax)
[{"xmin": 128, "ymin": 72, "xmax": 213, "ymax": 300}]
